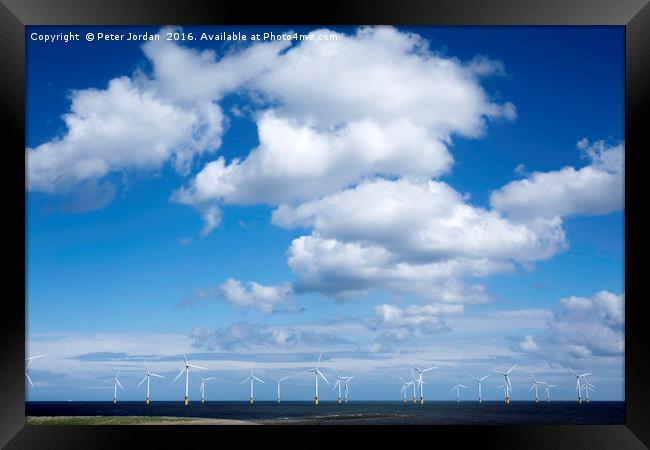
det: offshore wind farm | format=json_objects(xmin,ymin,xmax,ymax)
[{"xmin": 25, "ymin": 353, "xmax": 623, "ymax": 425}]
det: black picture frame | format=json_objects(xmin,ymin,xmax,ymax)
[{"xmin": 1, "ymin": 0, "xmax": 647, "ymax": 448}]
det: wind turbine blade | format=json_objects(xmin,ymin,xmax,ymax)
[
  {"xmin": 137, "ymin": 375, "xmax": 147, "ymax": 387},
  {"xmin": 150, "ymin": 373, "xmax": 165, "ymax": 379},
  {"xmin": 116, "ymin": 379, "xmax": 124, "ymax": 390},
  {"xmin": 280, "ymin": 376, "xmax": 290, "ymax": 382},
  {"xmin": 317, "ymin": 369, "xmax": 329, "ymax": 385},
  {"xmin": 26, "ymin": 373, "xmax": 34, "ymax": 387},
  {"xmin": 481, "ymin": 375, "xmax": 490, "ymax": 381},
  {"xmin": 183, "ymin": 355, "xmax": 188, "ymax": 365},
  {"xmin": 507, "ymin": 364, "xmax": 517, "ymax": 374},
  {"xmin": 172, "ymin": 367, "xmax": 185, "ymax": 383},
  {"xmin": 240, "ymin": 377, "xmax": 251, "ymax": 385},
  {"xmin": 580, "ymin": 373, "xmax": 592, "ymax": 377},
  {"xmin": 530, "ymin": 384, "xmax": 535, "ymax": 391},
  {"xmin": 189, "ymin": 364, "xmax": 208, "ymax": 371},
  {"xmin": 204, "ymin": 377, "xmax": 216, "ymax": 381},
  {"xmin": 316, "ymin": 352, "xmax": 323, "ymax": 368},
  {"xmin": 459, "ymin": 384, "xmax": 467, "ymax": 388},
  {"xmin": 252, "ymin": 376, "xmax": 265, "ymax": 384},
  {"xmin": 423, "ymin": 367, "xmax": 437, "ymax": 372},
  {"xmin": 26, "ymin": 354, "xmax": 48, "ymax": 364}
]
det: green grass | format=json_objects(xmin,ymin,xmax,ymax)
[{"xmin": 26, "ymin": 416, "xmax": 214, "ymax": 425}]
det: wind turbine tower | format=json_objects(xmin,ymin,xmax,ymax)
[
  {"xmin": 581, "ymin": 377, "xmax": 596, "ymax": 403},
  {"xmin": 304, "ymin": 352, "xmax": 329, "ymax": 405},
  {"xmin": 544, "ymin": 384, "xmax": 557, "ymax": 402},
  {"xmin": 399, "ymin": 375, "xmax": 413, "ymax": 404},
  {"xmin": 137, "ymin": 361, "xmax": 165, "ymax": 404},
  {"xmin": 493, "ymin": 363, "xmax": 517, "ymax": 405},
  {"xmin": 529, "ymin": 373, "xmax": 547, "ymax": 403},
  {"xmin": 240, "ymin": 364, "xmax": 265, "ymax": 404},
  {"xmin": 451, "ymin": 377, "xmax": 468, "ymax": 403},
  {"xmin": 199, "ymin": 376, "xmax": 216, "ymax": 403},
  {"xmin": 412, "ymin": 365, "xmax": 437, "ymax": 405},
  {"xmin": 470, "ymin": 374, "xmax": 489, "ymax": 403},
  {"xmin": 173, "ymin": 355, "xmax": 207, "ymax": 406},
  {"xmin": 110, "ymin": 370, "xmax": 124, "ymax": 404},
  {"xmin": 333, "ymin": 372, "xmax": 353, "ymax": 404},
  {"xmin": 568, "ymin": 367, "xmax": 591, "ymax": 404},
  {"xmin": 271, "ymin": 376, "xmax": 290, "ymax": 403}
]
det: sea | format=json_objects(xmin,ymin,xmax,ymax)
[{"xmin": 26, "ymin": 401, "xmax": 624, "ymax": 425}]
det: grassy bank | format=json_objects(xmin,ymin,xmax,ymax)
[{"xmin": 26, "ymin": 416, "xmax": 256, "ymax": 425}]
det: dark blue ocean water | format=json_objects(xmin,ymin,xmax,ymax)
[{"xmin": 26, "ymin": 401, "xmax": 624, "ymax": 424}]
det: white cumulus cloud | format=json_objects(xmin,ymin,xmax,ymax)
[
  {"xmin": 490, "ymin": 139, "xmax": 624, "ymax": 221},
  {"xmin": 27, "ymin": 77, "xmax": 224, "ymax": 195},
  {"xmin": 515, "ymin": 290, "xmax": 624, "ymax": 361},
  {"xmin": 366, "ymin": 303, "xmax": 465, "ymax": 347},
  {"xmin": 173, "ymin": 26, "xmax": 516, "ymax": 221},
  {"xmin": 275, "ymin": 178, "xmax": 566, "ymax": 300},
  {"xmin": 219, "ymin": 278, "xmax": 298, "ymax": 314}
]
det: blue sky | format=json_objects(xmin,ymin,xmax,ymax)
[{"xmin": 26, "ymin": 25, "xmax": 624, "ymax": 402}]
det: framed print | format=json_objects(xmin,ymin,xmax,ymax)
[{"xmin": 1, "ymin": 0, "xmax": 648, "ymax": 448}]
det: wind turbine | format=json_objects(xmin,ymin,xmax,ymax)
[
  {"xmin": 25, "ymin": 354, "xmax": 47, "ymax": 388},
  {"xmin": 304, "ymin": 352, "xmax": 329, "ymax": 405},
  {"xmin": 137, "ymin": 361, "xmax": 165, "ymax": 404},
  {"xmin": 240, "ymin": 364, "xmax": 264, "ymax": 404},
  {"xmin": 198, "ymin": 376, "xmax": 216, "ymax": 403},
  {"xmin": 544, "ymin": 384, "xmax": 557, "ymax": 402},
  {"xmin": 110, "ymin": 370, "xmax": 124, "ymax": 404},
  {"xmin": 333, "ymin": 372, "xmax": 353, "ymax": 404},
  {"xmin": 410, "ymin": 372, "xmax": 419, "ymax": 404},
  {"xmin": 529, "ymin": 373, "xmax": 547, "ymax": 403},
  {"xmin": 568, "ymin": 367, "xmax": 591, "ymax": 404},
  {"xmin": 470, "ymin": 374, "xmax": 489, "ymax": 403},
  {"xmin": 172, "ymin": 354, "xmax": 207, "ymax": 406},
  {"xmin": 493, "ymin": 363, "xmax": 517, "ymax": 405},
  {"xmin": 399, "ymin": 375, "xmax": 413, "ymax": 403},
  {"xmin": 342, "ymin": 376, "xmax": 353, "ymax": 403},
  {"xmin": 451, "ymin": 377, "xmax": 468, "ymax": 403},
  {"xmin": 581, "ymin": 378, "xmax": 596, "ymax": 403},
  {"xmin": 412, "ymin": 364, "xmax": 437, "ymax": 404},
  {"xmin": 270, "ymin": 375, "xmax": 290, "ymax": 403}
]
